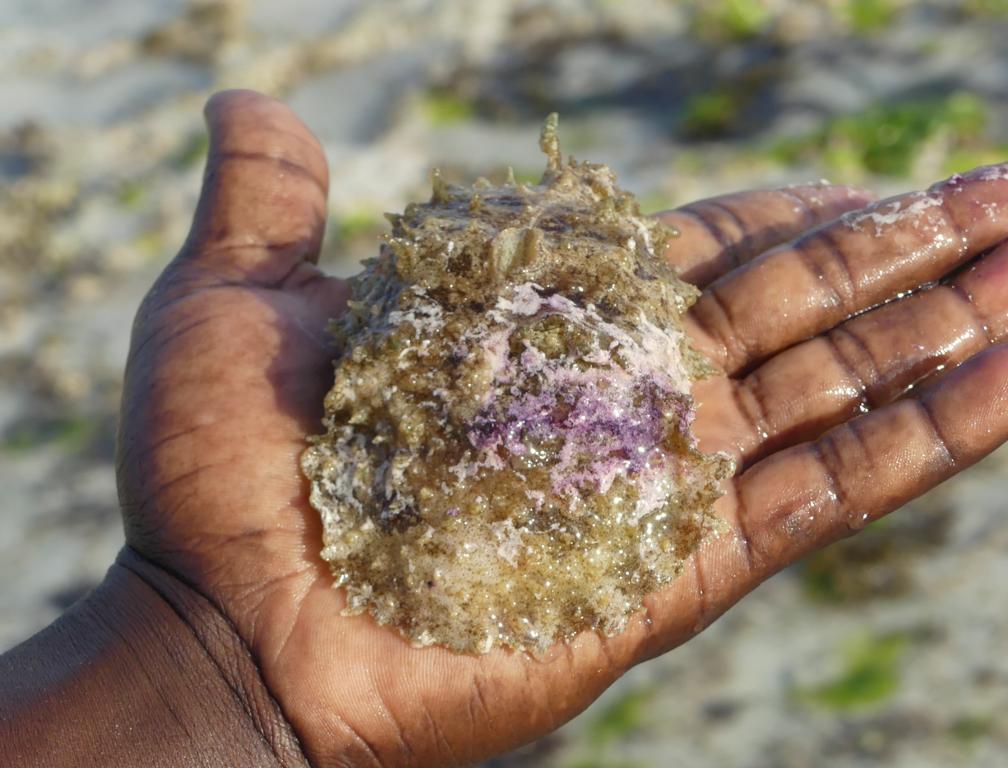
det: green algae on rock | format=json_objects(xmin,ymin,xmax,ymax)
[{"xmin": 301, "ymin": 115, "xmax": 733, "ymax": 654}]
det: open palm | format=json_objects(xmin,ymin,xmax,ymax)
[{"xmin": 116, "ymin": 91, "xmax": 1008, "ymax": 767}]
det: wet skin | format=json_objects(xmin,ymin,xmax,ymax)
[{"xmin": 116, "ymin": 90, "xmax": 1008, "ymax": 767}]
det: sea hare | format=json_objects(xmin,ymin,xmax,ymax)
[{"xmin": 302, "ymin": 115, "xmax": 732, "ymax": 654}]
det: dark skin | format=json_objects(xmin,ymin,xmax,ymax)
[{"xmin": 2, "ymin": 90, "xmax": 1008, "ymax": 767}]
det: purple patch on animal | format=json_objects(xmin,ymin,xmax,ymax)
[{"xmin": 469, "ymin": 367, "xmax": 687, "ymax": 498}]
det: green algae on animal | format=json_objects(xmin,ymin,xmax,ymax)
[{"xmin": 302, "ymin": 115, "xmax": 733, "ymax": 654}]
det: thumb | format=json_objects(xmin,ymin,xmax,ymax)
[{"xmin": 180, "ymin": 89, "xmax": 330, "ymax": 286}]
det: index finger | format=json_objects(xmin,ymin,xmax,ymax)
[
  {"xmin": 660, "ymin": 183, "xmax": 876, "ymax": 287},
  {"xmin": 688, "ymin": 165, "xmax": 1008, "ymax": 375}
]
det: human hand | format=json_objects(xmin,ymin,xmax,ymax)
[{"xmin": 115, "ymin": 90, "xmax": 1008, "ymax": 767}]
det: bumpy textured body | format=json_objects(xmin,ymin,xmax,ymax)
[{"xmin": 302, "ymin": 116, "xmax": 732, "ymax": 654}]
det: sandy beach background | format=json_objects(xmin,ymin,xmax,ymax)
[{"xmin": 2, "ymin": 1, "xmax": 1008, "ymax": 765}]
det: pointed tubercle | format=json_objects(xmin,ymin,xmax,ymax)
[{"xmin": 539, "ymin": 112, "xmax": 562, "ymax": 173}]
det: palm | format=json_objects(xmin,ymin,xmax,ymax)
[{"xmin": 117, "ymin": 92, "xmax": 1008, "ymax": 768}]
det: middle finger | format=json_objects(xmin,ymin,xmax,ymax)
[{"xmin": 696, "ymin": 238, "xmax": 1008, "ymax": 467}]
